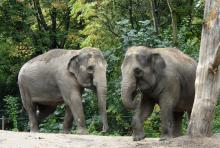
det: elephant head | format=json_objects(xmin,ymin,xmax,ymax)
[
  {"xmin": 121, "ymin": 46, "xmax": 166, "ymax": 110},
  {"xmin": 67, "ymin": 47, "xmax": 108, "ymax": 131}
]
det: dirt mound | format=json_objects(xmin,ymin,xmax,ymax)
[
  {"xmin": 138, "ymin": 135, "xmax": 220, "ymax": 148},
  {"xmin": 0, "ymin": 130, "xmax": 220, "ymax": 148}
]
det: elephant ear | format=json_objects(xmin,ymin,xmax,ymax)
[
  {"xmin": 150, "ymin": 53, "xmax": 166, "ymax": 74},
  {"xmin": 67, "ymin": 54, "xmax": 80, "ymax": 76}
]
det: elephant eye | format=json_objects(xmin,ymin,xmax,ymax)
[{"xmin": 136, "ymin": 54, "xmax": 146, "ymax": 66}]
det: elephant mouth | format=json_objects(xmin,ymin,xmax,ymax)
[
  {"xmin": 136, "ymin": 79, "xmax": 158, "ymax": 97},
  {"xmin": 83, "ymin": 82, "xmax": 94, "ymax": 89},
  {"xmin": 88, "ymin": 84, "xmax": 96, "ymax": 90},
  {"xmin": 82, "ymin": 74, "xmax": 94, "ymax": 88},
  {"xmin": 136, "ymin": 79, "xmax": 151, "ymax": 91}
]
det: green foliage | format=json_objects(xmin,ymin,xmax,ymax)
[
  {"xmin": 177, "ymin": 20, "xmax": 201, "ymax": 60},
  {"xmin": 70, "ymin": 0, "xmax": 96, "ymax": 23},
  {"xmin": 39, "ymin": 115, "xmax": 63, "ymax": 133},
  {"xmin": 3, "ymin": 96, "xmax": 19, "ymax": 131},
  {"xmin": 116, "ymin": 20, "xmax": 160, "ymax": 48},
  {"xmin": 83, "ymin": 90, "xmax": 103, "ymax": 134},
  {"xmin": 39, "ymin": 105, "xmax": 65, "ymax": 133},
  {"xmin": 212, "ymin": 98, "xmax": 220, "ymax": 133},
  {"xmin": 144, "ymin": 105, "xmax": 161, "ymax": 137},
  {"xmin": 182, "ymin": 112, "xmax": 190, "ymax": 134}
]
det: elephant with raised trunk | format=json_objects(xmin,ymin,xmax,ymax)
[
  {"xmin": 121, "ymin": 46, "xmax": 197, "ymax": 141},
  {"xmin": 18, "ymin": 47, "xmax": 108, "ymax": 134}
]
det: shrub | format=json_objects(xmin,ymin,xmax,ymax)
[{"xmin": 3, "ymin": 95, "xmax": 19, "ymax": 131}]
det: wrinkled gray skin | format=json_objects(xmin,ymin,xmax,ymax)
[
  {"xmin": 121, "ymin": 46, "xmax": 197, "ymax": 141},
  {"xmin": 18, "ymin": 47, "xmax": 108, "ymax": 134}
]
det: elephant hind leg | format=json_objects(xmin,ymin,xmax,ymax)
[
  {"xmin": 36, "ymin": 104, "xmax": 57, "ymax": 124},
  {"xmin": 19, "ymin": 84, "xmax": 38, "ymax": 132},
  {"xmin": 27, "ymin": 105, "xmax": 39, "ymax": 132},
  {"xmin": 173, "ymin": 112, "xmax": 184, "ymax": 137}
]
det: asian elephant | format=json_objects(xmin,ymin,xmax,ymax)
[
  {"xmin": 121, "ymin": 46, "xmax": 197, "ymax": 141},
  {"xmin": 18, "ymin": 47, "xmax": 108, "ymax": 134}
]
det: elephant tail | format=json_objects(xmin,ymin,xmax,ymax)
[{"xmin": 18, "ymin": 80, "xmax": 33, "ymax": 112}]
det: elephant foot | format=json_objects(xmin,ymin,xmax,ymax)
[
  {"xmin": 62, "ymin": 129, "xmax": 70, "ymax": 134},
  {"xmin": 159, "ymin": 135, "xmax": 173, "ymax": 141},
  {"xmin": 132, "ymin": 131, "xmax": 145, "ymax": 141},
  {"xmin": 30, "ymin": 128, "xmax": 39, "ymax": 132},
  {"xmin": 76, "ymin": 128, "xmax": 89, "ymax": 135},
  {"xmin": 29, "ymin": 121, "xmax": 39, "ymax": 132}
]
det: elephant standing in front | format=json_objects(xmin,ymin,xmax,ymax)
[
  {"xmin": 121, "ymin": 46, "xmax": 197, "ymax": 141},
  {"xmin": 18, "ymin": 47, "xmax": 108, "ymax": 134}
]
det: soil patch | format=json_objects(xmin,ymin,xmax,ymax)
[{"xmin": 0, "ymin": 130, "xmax": 220, "ymax": 148}]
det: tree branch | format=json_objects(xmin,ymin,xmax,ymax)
[
  {"xmin": 212, "ymin": 42, "xmax": 220, "ymax": 68},
  {"xmin": 166, "ymin": 0, "xmax": 178, "ymax": 45},
  {"xmin": 32, "ymin": 0, "xmax": 49, "ymax": 31},
  {"xmin": 98, "ymin": 15, "xmax": 120, "ymax": 38},
  {"xmin": 209, "ymin": 41, "xmax": 220, "ymax": 74},
  {"xmin": 50, "ymin": 7, "xmax": 57, "ymax": 49},
  {"xmin": 60, "ymin": 8, "xmax": 71, "ymax": 48},
  {"xmin": 149, "ymin": 0, "xmax": 159, "ymax": 33},
  {"xmin": 128, "ymin": 0, "xmax": 134, "ymax": 29}
]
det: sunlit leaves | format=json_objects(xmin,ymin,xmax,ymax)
[
  {"xmin": 9, "ymin": 42, "xmax": 34, "ymax": 61},
  {"xmin": 70, "ymin": 0, "xmax": 96, "ymax": 23},
  {"xmin": 3, "ymin": 96, "xmax": 19, "ymax": 131}
]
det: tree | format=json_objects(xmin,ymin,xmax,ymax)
[
  {"xmin": 149, "ymin": 0, "xmax": 159, "ymax": 33},
  {"xmin": 166, "ymin": 0, "xmax": 178, "ymax": 45},
  {"xmin": 188, "ymin": 0, "xmax": 220, "ymax": 137}
]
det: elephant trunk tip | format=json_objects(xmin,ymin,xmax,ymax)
[{"xmin": 122, "ymin": 98, "xmax": 137, "ymax": 110}]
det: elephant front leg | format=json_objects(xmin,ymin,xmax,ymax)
[
  {"xmin": 132, "ymin": 97, "xmax": 154, "ymax": 141},
  {"xmin": 173, "ymin": 112, "xmax": 184, "ymax": 137},
  {"xmin": 68, "ymin": 93, "xmax": 88, "ymax": 135},
  {"xmin": 100, "ymin": 111, "xmax": 108, "ymax": 133},
  {"xmin": 159, "ymin": 97, "xmax": 176, "ymax": 140},
  {"xmin": 97, "ymin": 96, "xmax": 108, "ymax": 132},
  {"xmin": 63, "ymin": 105, "xmax": 73, "ymax": 133},
  {"xmin": 160, "ymin": 108, "xmax": 174, "ymax": 140}
]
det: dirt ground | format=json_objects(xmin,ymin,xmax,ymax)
[{"xmin": 0, "ymin": 130, "xmax": 220, "ymax": 148}]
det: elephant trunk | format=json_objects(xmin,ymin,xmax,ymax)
[
  {"xmin": 93, "ymin": 66, "xmax": 108, "ymax": 132},
  {"xmin": 121, "ymin": 73, "xmax": 137, "ymax": 110}
]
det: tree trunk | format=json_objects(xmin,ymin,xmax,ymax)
[
  {"xmin": 60, "ymin": 8, "xmax": 70, "ymax": 48},
  {"xmin": 50, "ymin": 7, "xmax": 57, "ymax": 49},
  {"xmin": 128, "ymin": 0, "xmax": 134, "ymax": 29},
  {"xmin": 149, "ymin": 0, "xmax": 159, "ymax": 33},
  {"xmin": 188, "ymin": 0, "xmax": 220, "ymax": 137},
  {"xmin": 188, "ymin": 0, "xmax": 194, "ymax": 29},
  {"xmin": 166, "ymin": 0, "xmax": 177, "ymax": 45}
]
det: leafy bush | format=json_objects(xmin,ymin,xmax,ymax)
[
  {"xmin": 177, "ymin": 24, "xmax": 200, "ymax": 60},
  {"xmin": 3, "ymin": 95, "xmax": 19, "ymax": 131},
  {"xmin": 144, "ymin": 105, "xmax": 161, "ymax": 137},
  {"xmin": 212, "ymin": 98, "xmax": 220, "ymax": 133},
  {"xmin": 39, "ymin": 105, "xmax": 65, "ymax": 133},
  {"xmin": 116, "ymin": 19, "xmax": 167, "ymax": 48}
]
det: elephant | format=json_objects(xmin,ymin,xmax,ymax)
[
  {"xmin": 121, "ymin": 46, "xmax": 197, "ymax": 141},
  {"xmin": 18, "ymin": 47, "xmax": 108, "ymax": 134}
]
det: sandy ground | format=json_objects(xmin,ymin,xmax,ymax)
[{"xmin": 0, "ymin": 130, "xmax": 220, "ymax": 148}]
